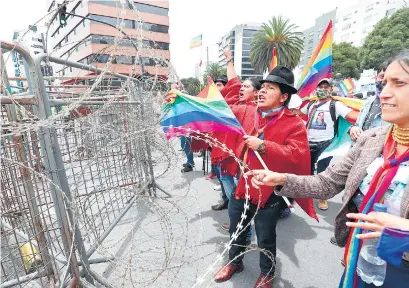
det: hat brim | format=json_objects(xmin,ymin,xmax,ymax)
[{"xmin": 260, "ymin": 75, "xmax": 298, "ymax": 95}]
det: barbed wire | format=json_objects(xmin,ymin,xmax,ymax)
[{"xmin": 0, "ymin": 1, "xmax": 274, "ymax": 287}]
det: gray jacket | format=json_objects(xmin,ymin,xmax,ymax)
[{"xmin": 277, "ymin": 125, "xmax": 409, "ymax": 252}]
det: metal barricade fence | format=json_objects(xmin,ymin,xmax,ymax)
[{"xmin": 1, "ymin": 41, "xmax": 167, "ymax": 287}]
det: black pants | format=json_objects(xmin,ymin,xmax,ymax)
[
  {"xmin": 309, "ymin": 140, "xmax": 332, "ymax": 175},
  {"xmin": 228, "ymin": 195, "xmax": 281, "ymax": 276}
]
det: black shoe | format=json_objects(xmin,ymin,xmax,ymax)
[
  {"xmin": 181, "ymin": 164, "xmax": 193, "ymax": 173},
  {"xmin": 211, "ymin": 200, "xmax": 228, "ymax": 211},
  {"xmin": 182, "ymin": 163, "xmax": 195, "ymax": 168},
  {"xmin": 330, "ymin": 236, "xmax": 338, "ymax": 246}
]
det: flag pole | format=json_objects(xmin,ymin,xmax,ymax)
[{"xmin": 253, "ymin": 150, "xmax": 294, "ymax": 211}]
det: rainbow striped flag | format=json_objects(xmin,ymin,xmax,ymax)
[
  {"xmin": 269, "ymin": 47, "xmax": 278, "ymax": 71},
  {"xmin": 338, "ymin": 77, "xmax": 355, "ymax": 97},
  {"xmin": 160, "ymin": 83, "xmax": 244, "ymax": 139},
  {"xmin": 190, "ymin": 34, "xmax": 202, "ymax": 49},
  {"xmin": 297, "ymin": 21, "xmax": 333, "ymax": 97}
]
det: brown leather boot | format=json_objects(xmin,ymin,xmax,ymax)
[
  {"xmin": 214, "ymin": 263, "xmax": 244, "ymax": 282},
  {"xmin": 254, "ymin": 274, "xmax": 275, "ymax": 288}
]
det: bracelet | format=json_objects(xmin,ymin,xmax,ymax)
[
  {"xmin": 227, "ymin": 58, "xmax": 234, "ymax": 64},
  {"xmin": 257, "ymin": 142, "xmax": 266, "ymax": 154}
]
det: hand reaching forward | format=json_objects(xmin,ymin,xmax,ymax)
[
  {"xmin": 244, "ymin": 169, "xmax": 287, "ymax": 189},
  {"xmin": 346, "ymin": 212, "xmax": 409, "ymax": 240}
]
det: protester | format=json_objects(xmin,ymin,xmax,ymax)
[
  {"xmin": 247, "ymin": 49, "xmax": 409, "ymax": 288},
  {"xmin": 348, "ymin": 60, "xmax": 390, "ymax": 142},
  {"xmin": 214, "ymin": 65, "xmax": 311, "ymax": 288},
  {"xmin": 297, "ymin": 79, "xmax": 359, "ymax": 210},
  {"xmin": 210, "ymin": 50, "xmax": 260, "ymax": 212}
]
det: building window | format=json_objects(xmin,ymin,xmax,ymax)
[
  {"xmin": 242, "ymin": 57, "xmax": 251, "ymax": 63},
  {"xmin": 65, "ymin": 36, "xmax": 68, "ymax": 43},
  {"xmin": 364, "ymin": 15, "xmax": 372, "ymax": 23},
  {"xmin": 89, "ymin": 1, "xmax": 169, "ymax": 16},
  {"xmin": 114, "ymin": 56, "xmax": 133, "ymax": 65},
  {"xmin": 242, "ymin": 43, "xmax": 251, "ymax": 51},
  {"xmin": 241, "ymin": 69, "xmax": 255, "ymax": 75},
  {"xmin": 242, "ymin": 29, "xmax": 258, "ymax": 37},
  {"xmin": 343, "ymin": 13, "xmax": 352, "ymax": 21},
  {"xmin": 242, "ymin": 38, "xmax": 252, "ymax": 44},
  {"xmin": 386, "ymin": 8, "xmax": 396, "ymax": 16},
  {"xmin": 242, "ymin": 63, "xmax": 253, "ymax": 69},
  {"xmin": 365, "ymin": 4, "xmax": 374, "ymax": 12},
  {"xmin": 342, "ymin": 23, "xmax": 351, "ymax": 30}
]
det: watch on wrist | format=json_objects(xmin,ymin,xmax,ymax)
[
  {"xmin": 227, "ymin": 58, "xmax": 234, "ymax": 64},
  {"xmin": 347, "ymin": 125, "xmax": 356, "ymax": 135},
  {"xmin": 257, "ymin": 141, "xmax": 266, "ymax": 154}
]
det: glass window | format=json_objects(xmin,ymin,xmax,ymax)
[
  {"xmin": 242, "ymin": 29, "xmax": 258, "ymax": 37},
  {"xmin": 365, "ymin": 4, "xmax": 374, "ymax": 11},
  {"xmin": 242, "ymin": 38, "xmax": 252, "ymax": 44},
  {"xmin": 115, "ymin": 56, "xmax": 133, "ymax": 65},
  {"xmin": 242, "ymin": 57, "xmax": 251, "ymax": 63},
  {"xmin": 386, "ymin": 8, "xmax": 395, "ymax": 16},
  {"xmin": 96, "ymin": 54, "xmax": 109, "ymax": 63},
  {"xmin": 342, "ymin": 23, "xmax": 351, "ymax": 30},
  {"xmin": 242, "ymin": 63, "xmax": 253, "ymax": 69},
  {"xmin": 138, "ymin": 22, "xmax": 169, "ymax": 33},
  {"xmin": 133, "ymin": 3, "xmax": 168, "ymax": 16},
  {"xmin": 343, "ymin": 13, "xmax": 352, "ymax": 21},
  {"xmin": 242, "ymin": 50, "xmax": 250, "ymax": 57},
  {"xmin": 241, "ymin": 69, "xmax": 255, "ymax": 75},
  {"xmin": 242, "ymin": 43, "xmax": 251, "ymax": 50}
]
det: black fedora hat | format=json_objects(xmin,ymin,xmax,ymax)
[
  {"xmin": 214, "ymin": 75, "xmax": 228, "ymax": 85},
  {"xmin": 260, "ymin": 66, "xmax": 297, "ymax": 95}
]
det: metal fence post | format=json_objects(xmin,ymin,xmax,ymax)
[{"xmin": 33, "ymin": 54, "xmax": 95, "ymax": 286}]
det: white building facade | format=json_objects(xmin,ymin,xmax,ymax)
[
  {"xmin": 334, "ymin": 0, "xmax": 406, "ymax": 46},
  {"xmin": 11, "ymin": 25, "xmax": 47, "ymax": 87},
  {"xmin": 217, "ymin": 23, "xmax": 263, "ymax": 80}
]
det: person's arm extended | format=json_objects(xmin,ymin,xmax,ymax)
[
  {"xmin": 224, "ymin": 48, "xmax": 237, "ymax": 81},
  {"xmin": 247, "ymin": 129, "xmax": 369, "ymax": 200}
]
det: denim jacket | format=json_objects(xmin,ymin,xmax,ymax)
[{"xmin": 356, "ymin": 96, "xmax": 389, "ymax": 130}]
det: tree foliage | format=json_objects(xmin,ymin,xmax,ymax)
[
  {"xmin": 333, "ymin": 42, "xmax": 361, "ymax": 79},
  {"xmin": 202, "ymin": 62, "xmax": 227, "ymax": 85},
  {"xmin": 359, "ymin": 8, "xmax": 409, "ymax": 70},
  {"xmin": 250, "ymin": 16, "xmax": 303, "ymax": 73},
  {"xmin": 180, "ymin": 77, "xmax": 201, "ymax": 95}
]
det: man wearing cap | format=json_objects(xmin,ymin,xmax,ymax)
[
  {"xmin": 214, "ymin": 66, "xmax": 311, "ymax": 288},
  {"xmin": 297, "ymin": 79, "xmax": 358, "ymax": 210}
]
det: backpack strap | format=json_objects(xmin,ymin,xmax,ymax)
[{"xmin": 329, "ymin": 100, "xmax": 339, "ymax": 136}]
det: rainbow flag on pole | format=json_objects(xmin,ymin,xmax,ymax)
[
  {"xmin": 338, "ymin": 77, "xmax": 355, "ymax": 97},
  {"xmin": 190, "ymin": 34, "xmax": 203, "ymax": 49},
  {"xmin": 160, "ymin": 83, "xmax": 244, "ymax": 139},
  {"xmin": 297, "ymin": 21, "xmax": 333, "ymax": 97},
  {"xmin": 269, "ymin": 47, "xmax": 278, "ymax": 71}
]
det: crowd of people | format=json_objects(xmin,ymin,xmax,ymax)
[{"xmin": 171, "ymin": 48, "xmax": 409, "ymax": 288}]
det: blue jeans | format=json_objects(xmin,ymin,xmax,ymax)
[
  {"xmin": 363, "ymin": 260, "xmax": 409, "ymax": 287},
  {"xmin": 217, "ymin": 166, "xmax": 252, "ymax": 240},
  {"xmin": 214, "ymin": 164, "xmax": 228, "ymax": 202},
  {"xmin": 228, "ymin": 195, "xmax": 281, "ymax": 276},
  {"xmin": 180, "ymin": 136, "xmax": 194, "ymax": 165}
]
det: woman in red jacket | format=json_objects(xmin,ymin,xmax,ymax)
[{"xmin": 214, "ymin": 66, "xmax": 311, "ymax": 288}]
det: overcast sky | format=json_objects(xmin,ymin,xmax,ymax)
[{"xmin": 1, "ymin": 0, "xmax": 362, "ymax": 78}]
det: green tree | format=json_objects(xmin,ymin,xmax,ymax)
[
  {"xmin": 359, "ymin": 8, "xmax": 409, "ymax": 70},
  {"xmin": 333, "ymin": 42, "xmax": 361, "ymax": 79},
  {"xmin": 180, "ymin": 77, "xmax": 201, "ymax": 95},
  {"xmin": 202, "ymin": 62, "xmax": 227, "ymax": 85},
  {"xmin": 250, "ymin": 16, "xmax": 303, "ymax": 73}
]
